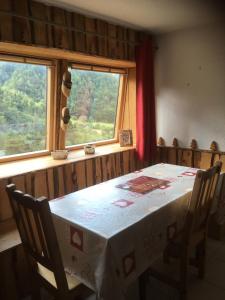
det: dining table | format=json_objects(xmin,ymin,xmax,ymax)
[{"xmin": 50, "ymin": 163, "xmax": 198, "ymax": 300}]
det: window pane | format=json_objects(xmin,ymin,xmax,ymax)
[
  {"xmin": 0, "ymin": 61, "xmax": 48, "ymax": 157},
  {"xmin": 66, "ymin": 69, "xmax": 120, "ymax": 146}
]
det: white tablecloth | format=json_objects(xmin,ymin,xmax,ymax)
[{"xmin": 50, "ymin": 163, "xmax": 197, "ymax": 300}]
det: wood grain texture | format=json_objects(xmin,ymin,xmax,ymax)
[
  {"xmin": 177, "ymin": 149, "xmax": 192, "ymax": 167},
  {"xmin": 0, "ymin": 0, "xmax": 149, "ymax": 61}
]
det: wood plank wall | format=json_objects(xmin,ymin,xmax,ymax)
[
  {"xmin": 0, "ymin": 149, "xmax": 145, "ymax": 221},
  {"xmin": 155, "ymin": 145, "xmax": 225, "ymax": 172},
  {"xmin": 0, "ymin": 0, "xmax": 149, "ymax": 61}
]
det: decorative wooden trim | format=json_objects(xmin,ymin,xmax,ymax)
[
  {"xmin": 210, "ymin": 141, "xmax": 218, "ymax": 152},
  {"xmin": 158, "ymin": 137, "xmax": 165, "ymax": 146},
  {"xmin": 172, "ymin": 138, "xmax": 178, "ymax": 148},
  {"xmin": 155, "ymin": 137, "xmax": 225, "ymax": 171},
  {"xmin": 190, "ymin": 139, "xmax": 197, "ymax": 150}
]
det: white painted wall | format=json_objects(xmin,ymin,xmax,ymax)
[{"xmin": 155, "ymin": 22, "xmax": 225, "ymax": 150}]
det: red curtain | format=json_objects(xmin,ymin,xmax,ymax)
[{"xmin": 135, "ymin": 38, "xmax": 156, "ymax": 163}]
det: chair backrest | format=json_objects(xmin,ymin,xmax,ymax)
[
  {"xmin": 6, "ymin": 183, "xmax": 69, "ymax": 291},
  {"xmin": 186, "ymin": 161, "xmax": 222, "ymax": 236}
]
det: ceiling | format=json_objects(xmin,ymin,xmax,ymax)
[{"xmin": 39, "ymin": 0, "xmax": 225, "ymax": 34}]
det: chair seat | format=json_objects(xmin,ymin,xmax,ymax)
[{"xmin": 37, "ymin": 262, "xmax": 81, "ymax": 290}]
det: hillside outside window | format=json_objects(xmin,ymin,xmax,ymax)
[
  {"xmin": 0, "ymin": 55, "xmax": 53, "ymax": 160},
  {"xmin": 66, "ymin": 64, "xmax": 126, "ymax": 147}
]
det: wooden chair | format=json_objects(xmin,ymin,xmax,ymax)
[
  {"xmin": 6, "ymin": 183, "xmax": 94, "ymax": 300},
  {"xmin": 145, "ymin": 161, "xmax": 222, "ymax": 300}
]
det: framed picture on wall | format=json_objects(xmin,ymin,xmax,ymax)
[{"xmin": 119, "ymin": 130, "xmax": 133, "ymax": 147}]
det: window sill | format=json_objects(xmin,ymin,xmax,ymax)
[{"xmin": 0, "ymin": 143, "xmax": 136, "ymax": 180}]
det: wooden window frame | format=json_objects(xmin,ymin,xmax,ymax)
[
  {"xmin": 0, "ymin": 54, "xmax": 56, "ymax": 163},
  {"xmin": 64, "ymin": 63, "xmax": 128, "ymax": 151},
  {"xmin": 0, "ymin": 43, "xmax": 135, "ymax": 163}
]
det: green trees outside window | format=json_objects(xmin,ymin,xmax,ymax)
[
  {"xmin": 66, "ymin": 69, "xmax": 120, "ymax": 146},
  {"xmin": 0, "ymin": 61, "xmax": 48, "ymax": 157}
]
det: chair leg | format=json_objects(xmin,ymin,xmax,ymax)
[
  {"xmin": 30, "ymin": 280, "xmax": 41, "ymax": 300},
  {"xmin": 179, "ymin": 250, "xmax": 188, "ymax": 298},
  {"xmin": 139, "ymin": 272, "xmax": 147, "ymax": 300},
  {"xmin": 196, "ymin": 239, "xmax": 206, "ymax": 279}
]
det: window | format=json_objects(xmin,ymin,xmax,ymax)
[
  {"xmin": 0, "ymin": 56, "xmax": 52, "ymax": 159},
  {"xmin": 66, "ymin": 65, "xmax": 125, "ymax": 147}
]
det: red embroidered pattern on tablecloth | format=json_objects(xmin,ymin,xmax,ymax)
[
  {"xmin": 116, "ymin": 176, "xmax": 171, "ymax": 194},
  {"xmin": 181, "ymin": 168, "xmax": 198, "ymax": 177},
  {"xmin": 112, "ymin": 199, "xmax": 134, "ymax": 208},
  {"xmin": 70, "ymin": 226, "xmax": 84, "ymax": 251},
  {"xmin": 122, "ymin": 251, "xmax": 136, "ymax": 277}
]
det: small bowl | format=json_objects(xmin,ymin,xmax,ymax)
[
  {"xmin": 84, "ymin": 144, "xmax": 95, "ymax": 154},
  {"xmin": 51, "ymin": 150, "xmax": 68, "ymax": 160}
]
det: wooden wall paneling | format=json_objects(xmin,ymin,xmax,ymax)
[
  {"xmin": 63, "ymin": 163, "xmax": 74, "ymax": 194},
  {"xmin": 167, "ymin": 147, "xmax": 177, "ymax": 165},
  {"xmin": 85, "ymin": 159, "xmax": 94, "ymax": 187},
  {"xmin": 95, "ymin": 156, "xmax": 102, "ymax": 184},
  {"xmin": 123, "ymin": 150, "xmax": 130, "ymax": 174},
  {"xmin": 10, "ymin": 174, "xmax": 26, "ymax": 191},
  {"xmin": 0, "ymin": 0, "xmax": 147, "ymax": 61},
  {"xmin": 199, "ymin": 152, "xmax": 213, "ymax": 169},
  {"xmin": 127, "ymin": 29, "xmax": 136, "ymax": 61},
  {"xmin": 64, "ymin": 11, "xmax": 74, "ymax": 50},
  {"xmin": 85, "ymin": 17, "xmax": 97, "ymax": 55},
  {"xmin": 193, "ymin": 150, "xmax": 201, "ymax": 168},
  {"xmin": 46, "ymin": 5, "xmax": 54, "ymax": 47},
  {"xmin": 155, "ymin": 147, "xmax": 162, "ymax": 164},
  {"xmin": 73, "ymin": 13, "xmax": 86, "ymax": 53},
  {"xmin": 160, "ymin": 147, "xmax": 168, "ymax": 163},
  {"xmin": 24, "ymin": 172, "xmax": 33, "ymax": 195},
  {"xmin": 96, "ymin": 20, "xmax": 108, "ymax": 57},
  {"xmin": 0, "ymin": 179, "xmax": 13, "ymax": 220},
  {"xmin": 117, "ymin": 26, "xmax": 126, "ymax": 60},
  {"xmin": 52, "ymin": 167, "xmax": 59, "ymax": 198},
  {"xmin": 178, "ymin": 149, "xmax": 192, "ymax": 167},
  {"xmin": 51, "ymin": 6, "xmax": 69, "ymax": 49},
  {"xmin": 75, "ymin": 160, "xmax": 86, "ymax": 190},
  {"xmin": 33, "ymin": 170, "xmax": 48, "ymax": 198},
  {"xmin": 5, "ymin": 174, "xmax": 26, "ymax": 220},
  {"xmin": 109, "ymin": 153, "xmax": 117, "ymax": 179},
  {"xmin": 114, "ymin": 152, "xmax": 121, "ymax": 177},
  {"xmin": 56, "ymin": 165, "xmax": 66, "ymax": 197},
  {"xmin": 129, "ymin": 149, "xmax": 136, "ymax": 172},
  {"xmin": 47, "ymin": 168, "xmax": 55, "ymax": 199},
  {"xmin": 105, "ymin": 155, "xmax": 112, "ymax": 180},
  {"xmin": 108, "ymin": 24, "xmax": 117, "ymax": 58},
  {"xmin": 71, "ymin": 163, "xmax": 78, "ymax": 191},
  {"xmin": 0, "ymin": 0, "xmax": 13, "ymax": 42},
  {"xmin": 30, "ymin": 1, "xmax": 48, "ymax": 46},
  {"xmin": 12, "ymin": 0, "xmax": 32, "ymax": 44},
  {"xmin": 101, "ymin": 155, "xmax": 109, "ymax": 181}
]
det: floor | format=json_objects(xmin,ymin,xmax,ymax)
[
  {"xmin": 145, "ymin": 238, "xmax": 225, "ymax": 300},
  {"xmin": 25, "ymin": 238, "xmax": 225, "ymax": 300}
]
